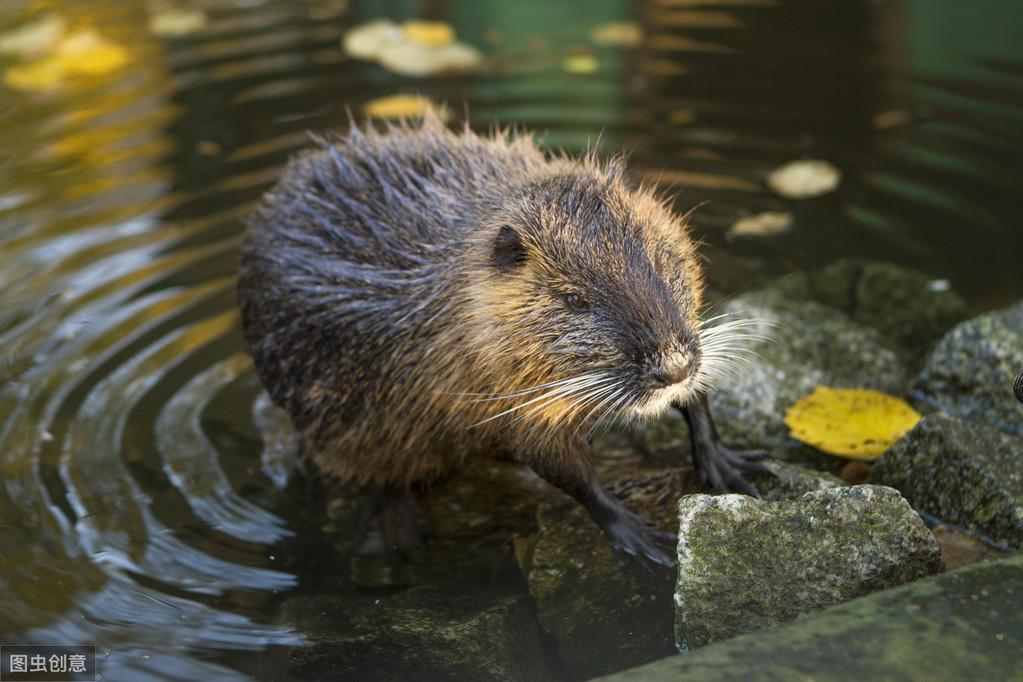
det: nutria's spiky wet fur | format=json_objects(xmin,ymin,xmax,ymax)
[{"xmin": 238, "ymin": 113, "xmax": 767, "ymax": 566}]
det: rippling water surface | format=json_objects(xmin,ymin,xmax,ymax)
[{"xmin": 1, "ymin": 0, "xmax": 1021, "ymax": 679}]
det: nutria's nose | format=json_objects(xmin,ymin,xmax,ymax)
[{"xmin": 648, "ymin": 353, "xmax": 693, "ymax": 388}]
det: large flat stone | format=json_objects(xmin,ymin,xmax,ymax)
[{"xmin": 597, "ymin": 551, "xmax": 1023, "ymax": 681}]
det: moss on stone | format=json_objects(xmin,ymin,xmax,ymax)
[
  {"xmin": 598, "ymin": 552, "xmax": 1023, "ymax": 682},
  {"xmin": 870, "ymin": 414, "xmax": 1023, "ymax": 548}
]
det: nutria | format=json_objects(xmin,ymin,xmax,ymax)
[{"xmin": 237, "ymin": 113, "xmax": 767, "ymax": 567}]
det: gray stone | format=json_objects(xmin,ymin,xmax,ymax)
[
  {"xmin": 911, "ymin": 300, "xmax": 1023, "ymax": 436},
  {"xmin": 768, "ymin": 259, "xmax": 967, "ymax": 365},
  {"xmin": 520, "ymin": 462, "xmax": 843, "ymax": 679},
  {"xmin": 869, "ymin": 414, "xmax": 1023, "ymax": 549},
  {"xmin": 750, "ymin": 459, "xmax": 845, "ymax": 500},
  {"xmin": 707, "ymin": 290, "xmax": 906, "ymax": 450},
  {"xmin": 597, "ymin": 551, "xmax": 1023, "ymax": 682},
  {"xmin": 280, "ymin": 587, "xmax": 558, "ymax": 682},
  {"xmin": 675, "ymin": 485, "xmax": 943, "ymax": 650}
]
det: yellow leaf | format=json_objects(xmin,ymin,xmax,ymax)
[
  {"xmin": 563, "ymin": 53, "xmax": 598, "ymax": 74},
  {"xmin": 149, "ymin": 9, "xmax": 209, "ymax": 37},
  {"xmin": 0, "ymin": 15, "xmax": 66, "ymax": 57},
  {"xmin": 3, "ymin": 27, "xmax": 128, "ymax": 91},
  {"xmin": 784, "ymin": 386, "xmax": 921, "ymax": 460},
  {"xmin": 377, "ymin": 41, "xmax": 480, "ymax": 77},
  {"xmin": 3, "ymin": 58, "xmax": 64, "ymax": 90},
  {"xmin": 727, "ymin": 210, "xmax": 793, "ymax": 239},
  {"xmin": 767, "ymin": 159, "xmax": 841, "ymax": 199},
  {"xmin": 54, "ymin": 29, "xmax": 128, "ymax": 75},
  {"xmin": 364, "ymin": 94, "xmax": 449, "ymax": 121},
  {"xmin": 402, "ymin": 20, "xmax": 454, "ymax": 47},
  {"xmin": 668, "ymin": 109, "xmax": 697, "ymax": 125},
  {"xmin": 590, "ymin": 21, "xmax": 643, "ymax": 48}
]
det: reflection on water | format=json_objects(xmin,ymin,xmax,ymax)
[{"xmin": 1, "ymin": 0, "xmax": 1021, "ymax": 678}]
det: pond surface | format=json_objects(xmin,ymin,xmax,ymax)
[{"xmin": 1, "ymin": 0, "xmax": 1021, "ymax": 679}]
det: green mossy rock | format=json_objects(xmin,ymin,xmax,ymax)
[
  {"xmin": 521, "ymin": 463, "xmax": 842, "ymax": 679},
  {"xmin": 767, "ymin": 259, "xmax": 967, "ymax": 365},
  {"xmin": 707, "ymin": 290, "xmax": 905, "ymax": 450},
  {"xmin": 911, "ymin": 301, "xmax": 1023, "ymax": 436},
  {"xmin": 870, "ymin": 414, "xmax": 1023, "ymax": 549},
  {"xmin": 598, "ymin": 551, "xmax": 1023, "ymax": 682},
  {"xmin": 675, "ymin": 486, "xmax": 943, "ymax": 650}
]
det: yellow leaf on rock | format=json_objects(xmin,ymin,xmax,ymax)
[
  {"xmin": 784, "ymin": 386, "xmax": 921, "ymax": 460},
  {"xmin": 402, "ymin": 20, "xmax": 454, "ymax": 47}
]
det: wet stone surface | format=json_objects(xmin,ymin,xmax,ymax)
[
  {"xmin": 520, "ymin": 468, "xmax": 692, "ymax": 680},
  {"xmin": 911, "ymin": 300, "xmax": 1023, "ymax": 436},
  {"xmin": 598, "ymin": 551, "xmax": 1023, "ymax": 682},
  {"xmin": 280, "ymin": 586, "xmax": 560, "ymax": 682},
  {"xmin": 320, "ymin": 458, "xmax": 556, "ymax": 586},
  {"xmin": 519, "ymin": 463, "xmax": 842, "ymax": 679},
  {"xmin": 869, "ymin": 414, "xmax": 1023, "ymax": 549},
  {"xmin": 675, "ymin": 485, "xmax": 943, "ymax": 650}
]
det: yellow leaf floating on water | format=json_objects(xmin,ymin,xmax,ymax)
[
  {"xmin": 767, "ymin": 159, "xmax": 842, "ymax": 199},
  {"xmin": 784, "ymin": 386, "xmax": 922, "ymax": 461},
  {"xmin": 0, "ymin": 15, "xmax": 66, "ymax": 57},
  {"xmin": 727, "ymin": 210, "xmax": 793, "ymax": 239},
  {"xmin": 3, "ymin": 28, "xmax": 128, "ymax": 91},
  {"xmin": 563, "ymin": 53, "xmax": 598, "ymax": 74},
  {"xmin": 4, "ymin": 58, "xmax": 64, "ymax": 90},
  {"xmin": 590, "ymin": 22, "xmax": 643, "ymax": 48},
  {"xmin": 149, "ymin": 8, "xmax": 209, "ymax": 37},
  {"xmin": 54, "ymin": 29, "xmax": 128, "ymax": 76},
  {"xmin": 342, "ymin": 19, "xmax": 480, "ymax": 77},
  {"xmin": 364, "ymin": 94, "xmax": 450, "ymax": 121},
  {"xmin": 402, "ymin": 20, "xmax": 455, "ymax": 47}
]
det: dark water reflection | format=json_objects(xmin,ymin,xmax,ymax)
[{"xmin": 1, "ymin": 0, "xmax": 1021, "ymax": 679}]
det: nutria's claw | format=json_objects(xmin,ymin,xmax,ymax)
[
  {"xmin": 603, "ymin": 510, "xmax": 676, "ymax": 571},
  {"xmin": 697, "ymin": 446, "xmax": 771, "ymax": 498}
]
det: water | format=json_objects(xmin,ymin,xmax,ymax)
[{"xmin": 0, "ymin": 0, "xmax": 1021, "ymax": 679}]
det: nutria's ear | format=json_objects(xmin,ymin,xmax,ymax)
[{"xmin": 491, "ymin": 225, "xmax": 527, "ymax": 271}]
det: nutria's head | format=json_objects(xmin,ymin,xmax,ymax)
[{"xmin": 466, "ymin": 163, "xmax": 740, "ymax": 430}]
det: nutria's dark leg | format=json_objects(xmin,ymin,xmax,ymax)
[
  {"xmin": 676, "ymin": 394, "xmax": 770, "ymax": 497},
  {"xmin": 347, "ymin": 485, "xmax": 426, "ymax": 555},
  {"xmin": 529, "ymin": 454, "xmax": 675, "ymax": 568}
]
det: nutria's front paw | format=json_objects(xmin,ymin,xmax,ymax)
[
  {"xmin": 696, "ymin": 444, "xmax": 770, "ymax": 498},
  {"xmin": 601, "ymin": 510, "xmax": 676, "ymax": 570},
  {"xmin": 347, "ymin": 486, "xmax": 426, "ymax": 555}
]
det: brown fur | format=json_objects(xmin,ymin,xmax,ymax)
[{"xmin": 238, "ymin": 113, "xmax": 709, "ymax": 490}]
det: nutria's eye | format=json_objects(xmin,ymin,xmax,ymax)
[{"xmin": 563, "ymin": 292, "xmax": 590, "ymax": 313}]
